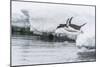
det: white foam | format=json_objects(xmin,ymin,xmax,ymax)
[{"xmin": 76, "ymin": 21, "xmax": 95, "ymax": 49}]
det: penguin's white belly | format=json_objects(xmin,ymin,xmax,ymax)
[{"xmin": 55, "ymin": 27, "xmax": 79, "ymax": 40}]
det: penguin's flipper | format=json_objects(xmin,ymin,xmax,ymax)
[{"xmin": 66, "ymin": 18, "xmax": 70, "ymax": 27}]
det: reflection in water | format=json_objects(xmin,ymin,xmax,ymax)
[{"xmin": 11, "ymin": 35, "xmax": 96, "ymax": 66}]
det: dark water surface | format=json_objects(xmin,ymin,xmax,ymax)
[{"xmin": 11, "ymin": 35, "xmax": 96, "ymax": 66}]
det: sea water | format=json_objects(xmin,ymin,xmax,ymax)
[{"xmin": 11, "ymin": 35, "xmax": 96, "ymax": 66}]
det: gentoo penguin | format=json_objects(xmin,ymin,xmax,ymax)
[{"xmin": 56, "ymin": 17, "xmax": 86, "ymax": 32}]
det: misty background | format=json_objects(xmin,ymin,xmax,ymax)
[{"xmin": 12, "ymin": 1, "xmax": 95, "ymax": 33}]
